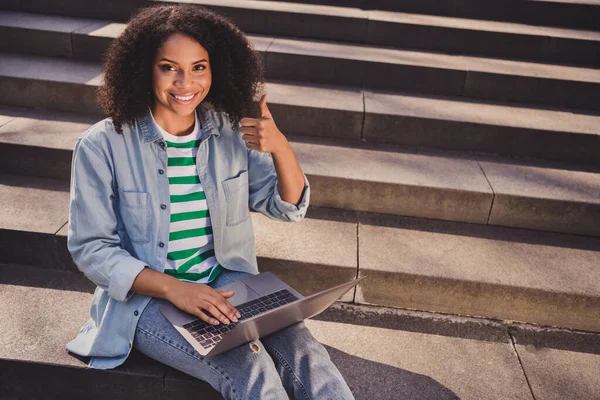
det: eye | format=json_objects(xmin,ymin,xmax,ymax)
[
  {"xmin": 193, "ymin": 64, "xmax": 207, "ymax": 71},
  {"xmin": 160, "ymin": 64, "xmax": 176, "ymax": 72}
]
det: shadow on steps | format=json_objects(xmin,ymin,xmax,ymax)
[{"xmin": 326, "ymin": 345, "xmax": 460, "ymax": 400}]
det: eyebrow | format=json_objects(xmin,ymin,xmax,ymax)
[{"xmin": 158, "ymin": 58, "xmax": 208, "ymax": 64}]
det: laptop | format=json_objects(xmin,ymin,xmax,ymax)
[{"xmin": 159, "ymin": 271, "xmax": 366, "ymax": 357}]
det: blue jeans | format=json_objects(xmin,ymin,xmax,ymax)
[{"xmin": 133, "ymin": 270, "xmax": 355, "ymax": 399}]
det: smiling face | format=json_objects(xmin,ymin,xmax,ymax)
[{"xmin": 151, "ymin": 33, "xmax": 212, "ymax": 133}]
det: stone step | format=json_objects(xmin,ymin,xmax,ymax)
[
  {"xmin": 250, "ymin": 0, "xmax": 600, "ymax": 30},
  {"xmin": 1, "ymin": 107, "xmax": 600, "ymax": 235},
  {"xmin": 0, "ymin": 264, "xmax": 223, "ymax": 399},
  {"xmin": 0, "ymin": 173, "xmax": 358, "ymax": 301},
  {"xmin": 1, "ymin": 57, "xmax": 600, "ymax": 167},
  {"xmin": 3, "ymin": 10, "xmax": 600, "ymax": 68},
  {"xmin": 5, "ymin": 265, "xmax": 599, "ymax": 399},
  {"xmin": 1, "ymin": 170, "xmax": 600, "ymax": 332},
  {"xmin": 2, "ymin": 15, "xmax": 600, "ymax": 110},
  {"xmin": 2, "ymin": 0, "xmax": 598, "ymax": 34}
]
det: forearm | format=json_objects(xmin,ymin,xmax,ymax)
[
  {"xmin": 131, "ymin": 267, "xmax": 181, "ymax": 301},
  {"xmin": 271, "ymin": 142, "xmax": 305, "ymax": 206}
]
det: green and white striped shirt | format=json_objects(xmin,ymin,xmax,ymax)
[{"xmin": 154, "ymin": 110, "xmax": 223, "ymax": 283}]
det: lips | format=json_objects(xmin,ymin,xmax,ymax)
[{"xmin": 170, "ymin": 92, "xmax": 198, "ymax": 104}]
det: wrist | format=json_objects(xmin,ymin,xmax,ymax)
[
  {"xmin": 271, "ymin": 137, "xmax": 292, "ymax": 157},
  {"xmin": 162, "ymin": 276, "xmax": 181, "ymax": 302}
]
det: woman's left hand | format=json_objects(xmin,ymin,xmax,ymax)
[{"xmin": 240, "ymin": 94, "xmax": 290, "ymax": 155}]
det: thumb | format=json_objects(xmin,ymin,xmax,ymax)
[
  {"xmin": 259, "ymin": 93, "xmax": 271, "ymax": 119},
  {"xmin": 217, "ymin": 290, "xmax": 236, "ymax": 298}
]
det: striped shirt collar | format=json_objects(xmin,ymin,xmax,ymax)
[{"xmin": 151, "ymin": 107, "xmax": 201, "ymax": 143}]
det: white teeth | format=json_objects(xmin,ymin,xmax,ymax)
[{"xmin": 174, "ymin": 94, "xmax": 194, "ymax": 101}]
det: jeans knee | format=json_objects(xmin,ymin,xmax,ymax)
[{"xmin": 249, "ymin": 341, "xmax": 261, "ymax": 353}]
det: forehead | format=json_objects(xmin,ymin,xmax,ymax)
[{"xmin": 155, "ymin": 33, "xmax": 209, "ymax": 61}]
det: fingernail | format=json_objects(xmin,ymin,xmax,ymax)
[
  {"xmin": 236, "ymin": 312, "xmax": 241, "ymax": 318},
  {"xmin": 232, "ymin": 316, "xmax": 239, "ymax": 323},
  {"xmin": 224, "ymin": 319, "xmax": 230, "ymax": 324},
  {"xmin": 212, "ymin": 320, "xmax": 220, "ymax": 325}
]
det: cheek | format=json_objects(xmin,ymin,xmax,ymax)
[
  {"xmin": 152, "ymin": 74, "xmax": 169, "ymax": 95},
  {"xmin": 202, "ymin": 71, "xmax": 212, "ymax": 89}
]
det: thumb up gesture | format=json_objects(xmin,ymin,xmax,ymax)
[{"xmin": 240, "ymin": 94, "xmax": 289, "ymax": 155}]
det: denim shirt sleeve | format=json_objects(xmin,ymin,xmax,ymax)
[
  {"xmin": 247, "ymin": 148, "xmax": 310, "ymax": 222},
  {"xmin": 67, "ymin": 137, "xmax": 147, "ymax": 302}
]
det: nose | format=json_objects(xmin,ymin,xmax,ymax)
[{"xmin": 174, "ymin": 69, "xmax": 192, "ymax": 87}]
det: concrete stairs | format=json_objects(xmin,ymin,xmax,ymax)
[{"xmin": 1, "ymin": 0, "xmax": 600, "ymax": 398}]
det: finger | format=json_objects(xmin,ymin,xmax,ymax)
[
  {"xmin": 242, "ymin": 134, "xmax": 258, "ymax": 144},
  {"xmin": 245, "ymin": 141, "xmax": 262, "ymax": 152},
  {"xmin": 195, "ymin": 309, "xmax": 220, "ymax": 326},
  {"xmin": 240, "ymin": 117, "xmax": 260, "ymax": 127},
  {"xmin": 210, "ymin": 290, "xmax": 240, "ymax": 321},
  {"xmin": 259, "ymin": 94, "xmax": 271, "ymax": 119},
  {"xmin": 240, "ymin": 126, "xmax": 258, "ymax": 135},
  {"xmin": 215, "ymin": 290, "xmax": 238, "ymax": 314},
  {"xmin": 203, "ymin": 301, "xmax": 231, "ymax": 325},
  {"xmin": 214, "ymin": 296, "xmax": 241, "ymax": 321}
]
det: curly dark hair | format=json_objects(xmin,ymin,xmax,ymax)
[{"xmin": 98, "ymin": 4, "xmax": 264, "ymax": 133}]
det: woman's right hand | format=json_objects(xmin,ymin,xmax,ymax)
[{"xmin": 166, "ymin": 281, "xmax": 241, "ymax": 325}]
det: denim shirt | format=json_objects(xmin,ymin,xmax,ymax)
[{"xmin": 65, "ymin": 107, "xmax": 310, "ymax": 370}]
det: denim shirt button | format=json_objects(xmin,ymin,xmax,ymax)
[
  {"xmin": 134, "ymin": 310, "xmax": 139, "ymax": 316},
  {"xmin": 158, "ymin": 169, "xmax": 164, "ymax": 175},
  {"xmin": 159, "ymin": 242, "xmax": 165, "ymax": 248},
  {"xmin": 160, "ymin": 204, "xmax": 167, "ymax": 210},
  {"xmin": 159, "ymin": 142, "xmax": 165, "ymax": 148}
]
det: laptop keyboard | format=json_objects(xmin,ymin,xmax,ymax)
[{"xmin": 182, "ymin": 289, "xmax": 299, "ymax": 349}]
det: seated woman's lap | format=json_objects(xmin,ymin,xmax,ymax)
[
  {"xmin": 133, "ymin": 300, "xmax": 289, "ymax": 399},
  {"xmin": 133, "ymin": 269, "xmax": 353, "ymax": 400}
]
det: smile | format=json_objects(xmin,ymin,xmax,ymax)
[{"xmin": 170, "ymin": 92, "xmax": 198, "ymax": 104}]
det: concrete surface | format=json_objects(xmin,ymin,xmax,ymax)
[
  {"xmin": 4, "ymin": 264, "xmax": 599, "ymax": 399},
  {"xmin": 264, "ymin": 33, "xmax": 600, "ymax": 105},
  {"xmin": 0, "ymin": 173, "xmax": 69, "ymax": 234},
  {"xmin": 0, "ymin": 50, "xmax": 598, "ymax": 157},
  {"xmin": 0, "ymin": 11, "xmax": 99, "ymax": 58},
  {"xmin": 367, "ymin": 11, "xmax": 600, "ymax": 66},
  {"xmin": 171, "ymin": 0, "xmax": 370, "ymax": 44},
  {"xmin": 364, "ymin": 90, "xmax": 600, "ymax": 135},
  {"xmin": 4, "ymin": 9, "xmax": 597, "ymax": 71},
  {"xmin": 356, "ymin": 212, "xmax": 600, "ymax": 332},
  {"xmin": 292, "ymin": 139, "xmax": 493, "ymax": 223},
  {"xmin": 3, "ymin": 116, "xmax": 600, "ymax": 235},
  {"xmin": 367, "ymin": 10, "xmax": 600, "ymax": 40},
  {"xmin": 0, "ymin": 107, "xmax": 96, "ymax": 150},
  {"xmin": 6, "ymin": 182, "xmax": 597, "ymax": 330},
  {"xmin": 245, "ymin": 0, "xmax": 600, "ymax": 30},
  {"xmin": 510, "ymin": 326, "xmax": 600, "ymax": 400},
  {"xmin": 0, "ymin": 51, "xmax": 102, "ymax": 83},
  {"xmin": 0, "ymin": 53, "xmax": 102, "ymax": 114},
  {"xmin": 252, "ymin": 208, "xmax": 358, "ymax": 302},
  {"xmin": 306, "ymin": 318, "xmax": 532, "ymax": 400},
  {"xmin": 515, "ymin": 347, "xmax": 600, "ymax": 400},
  {"xmin": 364, "ymin": 90, "xmax": 600, "ymax": 165},
  {"xmin": 266, "ymin": 80, "xmax": 364, "ymax": 140},
  {"xmin": 0, "ymin": 107, "xmax": 97, "ymax": 178},
  {"xmin": 482, "ymin": 160, "xmax": 600, "ymax": 236},
  {"xmin": 0, "ymin": 265, "xmax": 220, "ymax": 400},
  {"xmin": 4, "ymin": 0, "xmax": 599, "ymax": 30}
]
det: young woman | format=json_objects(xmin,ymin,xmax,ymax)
[{"xmin": 65, "ymin": 3, "xmax": 354, "ymax": 399}]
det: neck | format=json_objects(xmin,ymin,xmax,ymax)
[{"xmin": 150, "ymin": 104, "xmax": 196, "ymax": 136}]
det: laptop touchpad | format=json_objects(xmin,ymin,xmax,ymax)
[{"xmin": 217, "ymin": 281, "xmax": 260, "ymax": 307}]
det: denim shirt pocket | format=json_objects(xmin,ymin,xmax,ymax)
[
  {"xmin": 222, "ymin": 170, "xmax": 250, "ymax": 226},
  {"xmin": 117, "ymin": 188, "xmax": 151, "ymax": 244}
]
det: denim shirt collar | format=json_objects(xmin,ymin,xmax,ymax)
[{"xmin": 137, "ymin": 106, "xmax": 220, "ymax": 143}]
